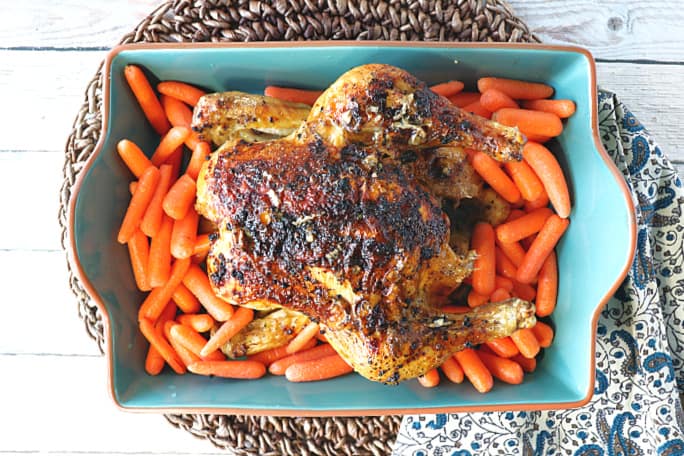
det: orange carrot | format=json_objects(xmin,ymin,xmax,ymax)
[
  {"xmin": 200, "ymin": 307, "xmax": 254, "ymax": 357},
  {"xmin": 165, "ymin": 321, "xmax": 200, "ymax": 367},
  {"xmin": 430, "ymin": 80, "xmax": 465, "ymax": 97},
  {"xmin": 147, "ymin": 215, "xmax": 173, "ymax": 288},
  {"xmin": 477, "ymin": 350, "xmax": 524, "ymax": 384},
  {"xmin": 470, "ymin": 151, "xmax": 521, "ymax": 203},
  {"xmin": 163, "ymin": 174, "xmax": 196, "ymax": 221},
  {"xmin": 117, "ymin": 166, "xmax": 160, "ymax": 244},
  {"xmin": 169, "ymin": 323, "xmax": 225, "ymax": 361},
  {"xmin": 506, "ymin": 209, "xmax": 526, "ymax": 222},
  {"xmin": 496, "ymin": 240, "xmax": 526, "ymax": 267},
  {"xmin": 177, "ymin": 313, "xmax": 215, "ymax": 333},
  {"xmin": 467, "ymin": 290, "xmax": 489, "ymax": 308},
  {"xmin": 463, "ymin": 101, "xmax": 492, "ymax": 119},
  {"xmin": 269, "ymin": 344, "xmax": 337, "ymax": 376},
  {"xmin": 448, "ymin": 91, "xmax": 480, "ymax": 107},
  {"xmin": 470, "ymin": 222, "xmax": 496, "ymax": 296},
  {"xmin": 454, "ymin": 348, "xmax": 494, "ymax": 393},
  {"xmin": 512, "ymin": 353, "xmax": 537, "ymax": 373},
  {"xmin": 477, "ymin": 77, "xmax": 554, "ymax": 100},
  {"xmin": 495, "ymin": 207, "xmax": 554, "ymax": 244},
  {"xmin": 124, "ymin": 65, "xmax": 171, "ymax": 136},
  {"xmin": 512, "ymin": 281, "xmax": 537, "ymax": 301},
  {"xmin": 511, "ymin": 328, "xmax": 541, "ymax": 359},
  {"xmin": 140, "ymin": 164, "xmax": 173, "ymax": 237},
  {"xmin": 138, "ymin": 257, "xmax": 191, "ymax": 321},
  {"xmin": 440, "ymin": 356, "xmax": 465, "ymax": 383},
  {"xmin": 525, "ymin": 133, "xmax": 552, "ymax": 143},
  {"xmin": 480, "ymin": 89, "xmax": 519, "ymax": 112},
  {"xmin": 127, "ymin": 229, "xmax": 151, "ymax": 291},
  {"xmin": 490, "ymin": 288, "xmax": 511, "ymax": 302},
  {"xmin": 193, "ymin": 233, "xmax": 211, "ymax": 257},
  {"xmin": 170, "ymin": 207, "xmax": 199, "ymax": 259},
  {"xmin": 188, "ymin": 360, "xmax": 266, "ymax": 379},
  {"xmin": 495, "ymin": 246, "xmax": 519, "ymax": 280},
  {"xmin": 522, "ymin": 99, "xmax": 576, "ymax": 118},
  {"xmin": 248, "ymin": 338, "xmax": 318, "ymax": 366},
  {"xmin": 494, "ymin": 275, "xmax": 514, "ymax": 292},
  {"xmin": 516, "ymin": 215, "xmax": 568, "ymax": 284},
  {"xmin": 165, "ymin": 145, "xmax": 184, "ymax": 178},
  {"xmin": 418, "ymin": 368, "xmax": 441, "ymax": 388},
  {"xmin": 504, "ymin": 159, "xmax": 545, "ymax": 203},
  {"xmin": 145, "ymin": 345, "xmax": 165, "ymax": 376},
  {"xmin": 264, "ymin": 86, "xmax": 322, "ymax": 105},
  {"xmin": 532, "ymin": 321, "xmax": 554, "ymax": 348},
  {"xmin": 286, "ymin": 321, "xmax": 320, "ymax": 354},
  {"xmin": 129, "ymin": 181, "xmax": 138, "ymax": 194},
  {"xmin": 485, "ymin": 336, "xmax": 519, "ymax": 358},
  {"xmin": 524, "ymin": 191, "xmax": 550, "ymax": 211},
  {"xmin": 186, "ymin": 141, "xmax": 211, "ymax": 180},
  {"xmin": 535, "ymin": 251, "xmax": 558, "ymax": 317},
  {"xmin": 117, "ymin": 139, "xmax": 153, "ymax": 178},
  {"xmin": 182, "ymin": 263, "xmax": 234, "ymax": 321},
  {"xmin": 157, "ymin": 81, "xmax": 206, "ymax": 107},
  {"xmin": 160, "ymin": 94, "xmax": 201, "ymax": 149},
  {"xmin": 493, "ymin": 108, "xmax": 563, "ymax": 138},
  {"xmin": 522, "ymin": 142, "xmax": 572, "ymax": 218},
  {"xmin": 172, "ymin": 282, "xmax": 201, "ymax": 314},
  {"xmin": 284, "ymin": 353, "xmax": 353, "ymax": 382},
  {"xmin": 150, "ymin": 126, "xmax": 191, "ymax": 167},
  {"xmin": 139, "ymin": 317, "xmax": 185, "ymax": 374}
]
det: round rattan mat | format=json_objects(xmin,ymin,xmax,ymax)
[{"xmin": 58, "ymin": 1, "xmax": 538, "ymax": 454}]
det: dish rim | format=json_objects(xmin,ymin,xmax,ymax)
[{"xmin": 67, "ymin": 40, "xmax": 637, "ymax": 416}]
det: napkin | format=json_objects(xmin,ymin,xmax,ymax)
[{"xmin": 393, "ymin": 89, "xmax": 684, "ymax": 455}]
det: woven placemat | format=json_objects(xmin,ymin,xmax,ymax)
[{"xmin": 58, "ymin": 1, "xmax": 538, "ymax": 454}]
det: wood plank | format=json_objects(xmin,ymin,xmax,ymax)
[
  {"xmin": 508, "ymin": 0, "xmax": 684, "ymax": 62},
  {"xmin": 0, "ymin": 354, "xmax": 224, "ymax": 454}
]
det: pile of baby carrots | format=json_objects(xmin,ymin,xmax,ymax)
[{"xmin": 119, "ymin": 65, "xmax": 572, "ymax": 391}]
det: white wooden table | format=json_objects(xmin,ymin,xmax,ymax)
[{"xmin": 1, "ymin": 1, "xmax": 682, "ymax": 454}]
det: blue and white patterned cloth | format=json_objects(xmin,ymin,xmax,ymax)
[{"xmin": 392, "ymin": 90, "xmax": 684, "ymax": 456}]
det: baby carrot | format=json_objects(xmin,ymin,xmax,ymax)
[
  {"xmin": 495, "ymin": 247, "xmax": 519, "ymax": 280},
  {"xmin": 150, "ymin": 126, "xmax": 191, "ymax": 167},
  {"xmin": 138, "ymin": 257, "xmax": 191, "ymax": 322},
  {"xmin": 200, "ymin": 306, "xmax": 254, "ymax": 357},
  {"xmin": 145, "ymin": 345, "xmax": 165, "ymax": 376},
  {"xmin": 165, "ymin": 321, "xmax": 201, "ymax": 367},
  {"xmin": 440, "ymin": 356, "xmax": 465, "ymax": 383},
  {"xmin": 163, "ymin": 174, "xmax": 196, "ymax": 220},
  {"xmin": 418, "ymin": 368, "xmax": 441, "ymax": 388},
  {"xmin": 448, "ymin": 91, "xmax": 480, "ymax": 107},
  {"xmin": 463, "ymin": 101, "xmax": 492, "ymax": 119},
  {"xmin": 169, "ymin": 323, "xmax": 225, "ymax": 361},
  {"xmin": 430, "ymin": 80, "xmax": 465, "ymax": 97},
  {"xmin": 139, "ymin": 317, "xmax": 185, "ymax": 374},
  {"xmin": 193, "ymin": 233, "xmax": 211, "ymax": 257},
  {"xmin": 495, "ymin": 207, "xmax": 554, "ymax": 244},
  {"xmin": 477, "ymin": 77, "xmax": 554, "ymax": 100},
  {"xmin": 140, "ymin": 164, "xmax": 173, "ymax": 237},
  {"xmin": 177, "ymin": 313, "xmax": 215, "ymax": 333},
  {"xmin": 535, "ymin": 251, "xmax": 558, "ymax": 317},
  {"xmin": 248, "ymin": 338, "xmax": 318, "ymax": 366},
  {"xmin": 157, "ymin": 81, "xmax": 206, "ymax": 107},
  {"xmin": 264, "ymin": 86, "xmax": 322, "ymax": 105},
  {"xmin": 470, "ymin": 222, "xmax": 496, "ymax": 296},
  {"xmin": 269, "ymin": 344, "xmax": 337, "ymax": 376},
  {"xmin": 512, "ymin": 281, "xmax": 537, "ymax": 301},
  {"xmin": 493, "ymin": 108, "xmax": 563, "ymax": 138},
  {"xmin": 160, "ymin": 94, "xmax": 201, "ymax": 150},
  {"xmin": 117, "ymin": 165, "xmax": 160, "ymax": 244},
  {"xmin": 504, "ymin": 159, "xmax": 545, "ymax": 203},
  {"xmin": 186, "ymin": 141, "xmax": 211, "ymax": 180},
  {"xmin": 490, "ymin": 288, "xmax": 511, "ymax": 303},
  {"xmin": 480, "ymin": 88, "xmax": 519, "ymax": 112},
  {"xmin": 532, "ymin": 321, "xmax": 554, "ymax": 348},
  {"xmin": 485, "ymin": 336, "xmax": 519, "ymax": 358},
  {"xmin": 477, "ymin": 350, "xmax": 524, "ymax": 384},
  {"xmin": 496, "ymin": 240, "xmax": 526, "ymax": 267},
  {"xmin": 516, "ymin": 215, "xmax": 569, "ymax": 284},
  {"xmin": 470, "ymin": 151, "xmax": 522, "ymax": 203},
  {"xmin": 117, "ymin": 139, "xmax": 153, "ymax": 178},
  {"xmin": 188, "ymin": 360, "xmax": 266, "ymax": 379},
  {"xmin": 524, "ymin": 133, "xmax": 552, "ymax": 144},
  {"xmin": 124, "ymin": 65, "xmax": 171, "ymax": 136},
  {"xmin": 129, "ymin": 181, "xmax": 138, "ymax": 194},
  {"xmin": 522, "ymin": 142, "xmax": 572, "ymax": 218},
  {"xmin": 512, "ymin": 353, "xmax": 537, "ymax": 373},
  {"xmin": 506, "ymin": 209, "xmax": 526, "ymax": 222},
  {"xmin": 467, "ymin": 290, "xmax": 489, "ymax": 308},
  {"xmin": 511, "ymin": 328, "xmax": 541, "ymax": 359},
  {"xmin": 284, "ymin": 353, "xmax": 353, "ymax": 382},
  {"xmin": 127, "ymin": 229, "xmax": 151, "ymax": 291},
  {"xmin": 524, "ymin": 190, "xmax": 550, "ymax": 211},
  {"xmin": 454, "ymin": 348, "xmax": 493, "ymax": 393},
  {"xmin": 182, "ymin": 264, "xmax": 234, "ymax": 321},
  {"xmin": 147, "ymin": 215, "xmax": 173, "ymax": 288},
  {"xmin": 494, "ymin": 275, "xmax": 514, "ymax": 292},
  {"xmin": 172, "ymin": 282, "xmax": 201, "ymax": 314},
  {"xmin": 522, "ymin": 99, "xmax": 576, "ymax": 118},
  {"xmin": 286, "ymin": 322, "xmax": 320, "ymax": 354},
  {"xmin": 171, "ymin": 207, "xmax": 199, "ymax": 259}
]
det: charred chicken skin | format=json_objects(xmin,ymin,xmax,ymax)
[{"xmin": 195, "ymin": 64, "xmax": 535, "ymax": 384}]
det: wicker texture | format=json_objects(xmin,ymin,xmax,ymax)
[{"xmin": 58, "ymin": 0, "xmax": 537, "ymax": 454}]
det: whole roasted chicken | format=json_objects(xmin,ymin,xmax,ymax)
[{"xmin": 194, "ymin": 64, "xmax": 535, "ymax": 384}]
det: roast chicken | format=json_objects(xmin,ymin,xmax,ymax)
[{"xmin": 194, "ymin": 64, "xmax": 535, "ymax": 384}]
